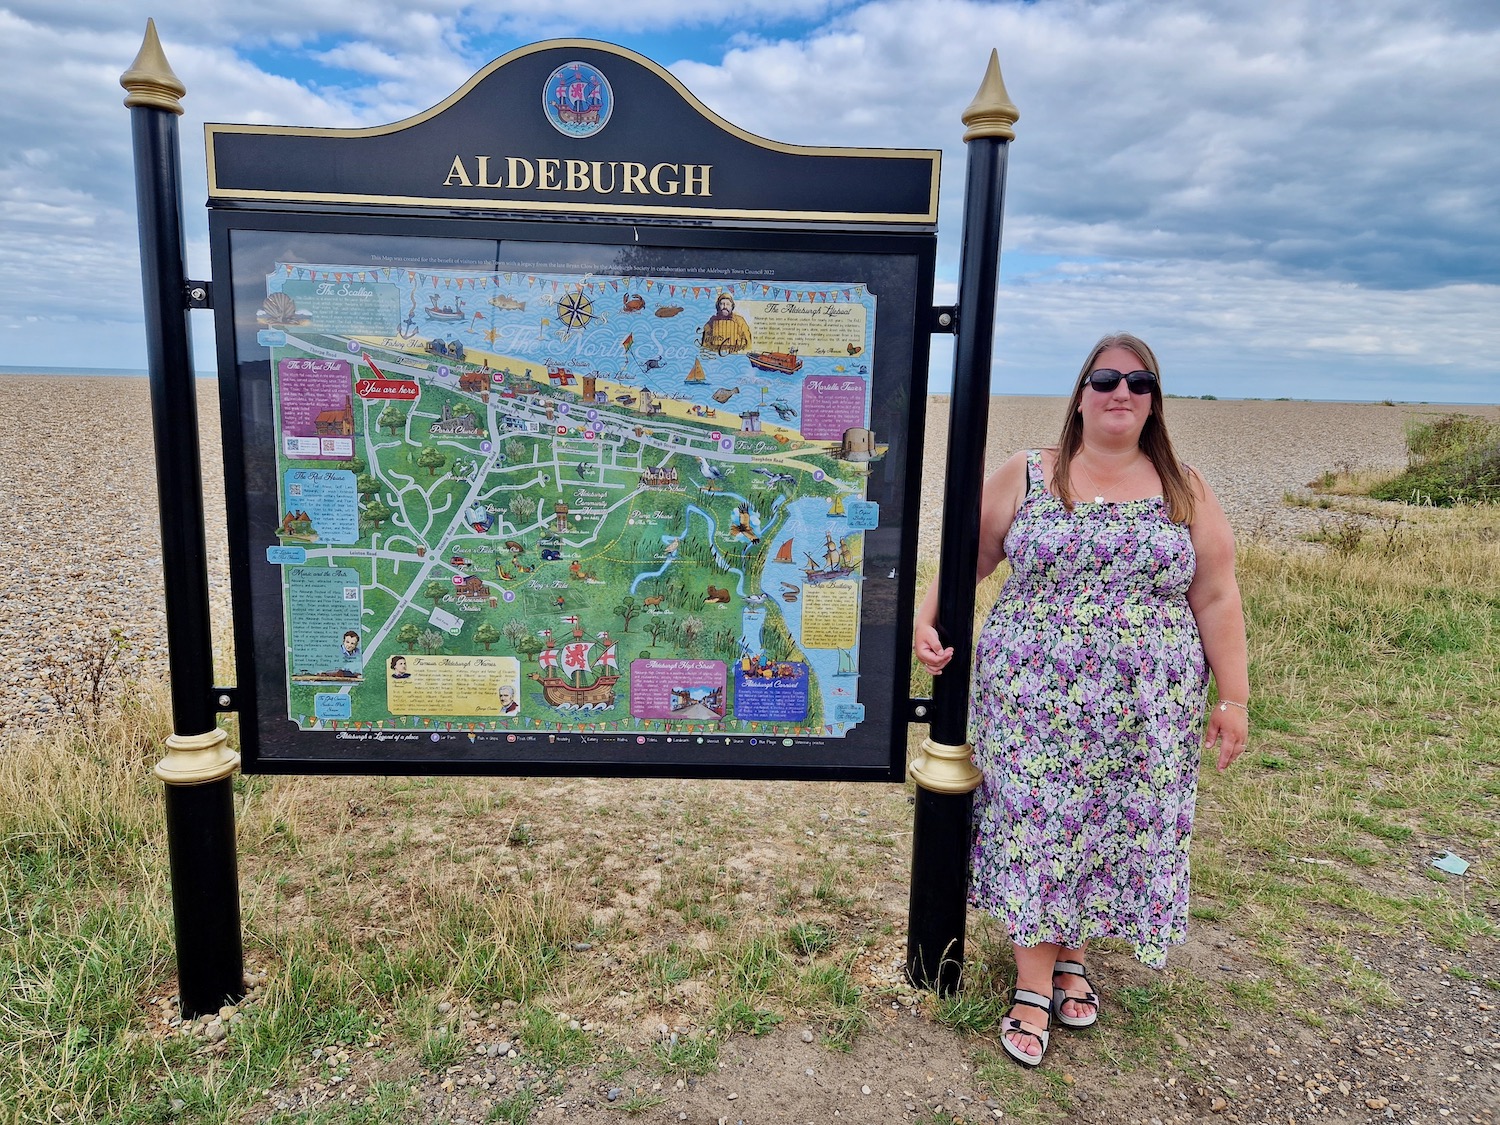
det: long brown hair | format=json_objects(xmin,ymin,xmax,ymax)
[{"xmin": 1053, "ymin": 333, "xmax": 1196, "ymax": 524}]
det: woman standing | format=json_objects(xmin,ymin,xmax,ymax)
[{"xmin": 914, "ymin": 334, "xmax": 1249, "ymax": 1067}]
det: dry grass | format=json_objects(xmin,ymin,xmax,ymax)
[{"xmin": 3, "ymin": 494, "xmax": 1498, "ymax": 1122}]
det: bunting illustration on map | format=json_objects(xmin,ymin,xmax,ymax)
[{"xmin": 257, "ymin": 263, "xmax": 883, "ymax": 741}]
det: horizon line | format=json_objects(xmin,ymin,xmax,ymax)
[{"xmin": 0, "ymin": 366, "xmax": 1493, "ymax": 407}]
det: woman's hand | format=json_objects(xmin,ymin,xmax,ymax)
[
  {"xmin": 1203, "ymin": 703, "xmax": 1249, "ymax": 771},
  {"xmin": 914, "ymin": 624, "xmax": 955, "ymax": 676}
]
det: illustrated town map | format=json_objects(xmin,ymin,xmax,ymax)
[{"xmin": 258, "ymin": 262, "xmax": 882, "ymax": 739}]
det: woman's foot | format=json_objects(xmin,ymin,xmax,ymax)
[
  {"xmin": 1051, "ymin": 960, "xmax": 1100, "ymax": 1028},
  {"xmin": 1000, "ymin": 988, "xmax": 1053, "ymax": 1066}
]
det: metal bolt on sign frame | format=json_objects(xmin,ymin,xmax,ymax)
[
  {"xmin": 905, "ymin": 50, "xmax": 1018, "ymax": 995},
  {"xmin": 122, "ymin": 20, "xmax": 245, "ymax": 1018}
]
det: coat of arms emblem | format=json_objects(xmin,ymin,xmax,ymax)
[{"xmin": 543, "ymin": 61, "xmax": 613, "ymax": 138}]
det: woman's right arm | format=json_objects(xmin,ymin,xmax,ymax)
[{"xmin": 914, "ymin": 450, "xmax": 1029, "ymax": 675}]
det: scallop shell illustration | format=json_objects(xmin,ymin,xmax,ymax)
[{"xmin": 258, "ymin": 291, "xmax": 305, "ymax": 325}]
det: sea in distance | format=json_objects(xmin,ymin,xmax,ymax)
[
  {"xmin": 2, "ymin": 366, "xmax": 1494, "ymax": 406},
  {"xmin": 0, "ymin": 365, "xmax": 206, "ymax": 378}
]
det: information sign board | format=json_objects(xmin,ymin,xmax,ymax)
[{"xmin": 208, "ymin": 42, "xmax": 938, "ymax": 778}]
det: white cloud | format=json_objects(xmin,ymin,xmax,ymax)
[{"xmin": 0, "ymin": 0, "xmax": 1494, "ymax": 402}]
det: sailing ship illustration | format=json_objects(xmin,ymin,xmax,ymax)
[
  {"xmin": 803, "ymin": 531, "xmax": 859, "ymax": 584},
  {"xmin": 828, "ymin": 493, "xmax": 846, "ymax": 517},
  {"xmin": 836, "ymin": 649, "xmax": 858, "ymax": 676},
  {"xmin": 774, "ymin": 538, "xmax": 794, "ymax": 564},
  {"xmin": 530, "ymin": 625, "xmax": 619, "ymax": 709},
  {"xmin": 551, "ymin": 69, "xmax": 605, "ymax": 126},
  {"xmin": 684, "ymin": 357, "xmax": 706, "ymax": 385}
]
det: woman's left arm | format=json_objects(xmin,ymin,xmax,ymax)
[{"xmin": 1184, "ymin": 470, "xmax": 1250, "ymax": 771}]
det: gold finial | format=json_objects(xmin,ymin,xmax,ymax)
[
  {"xmin": 121, "ymin": 19, "xmax": 186, "ymax": 114},
  {"xmin": 961, "ymin": 49, "xmax": 1018, "ymax": 142}
]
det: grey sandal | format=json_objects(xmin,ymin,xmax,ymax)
[
  {"xmin": 999, "ymin": 987, "xmax": 1053, "ymax": 1067},
  {"xmin": 1051, "ymin": 959, "xmax": 1100, "ymax": 1029}
]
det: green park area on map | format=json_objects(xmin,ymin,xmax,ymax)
[{"xmin": 262, "ymin": 262, "xmax": 885, "ymax": 740}]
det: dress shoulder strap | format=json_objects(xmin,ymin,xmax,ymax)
[{"xmin": 1024, "ymin": 449, "xmax": 1045, "ymax": 495}]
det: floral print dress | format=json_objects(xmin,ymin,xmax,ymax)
[{"xmin": 968, "ymin": 450, "xmax": 1207, "ymax": 968}]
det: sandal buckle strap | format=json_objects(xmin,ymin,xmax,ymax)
[{"xmin": 1011, "ymin": 987, "xmax": 1052, "ymax": 1010}]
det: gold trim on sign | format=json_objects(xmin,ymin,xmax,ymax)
[
  {"xmin": 198, "ymin": 186, "xmax": 937, "ymax": 225},
  {"xmin": 121, "ymin": 18, "xmax": 186, "ymax": 115},
  {"xmin": 204, "ymin": 39, "xmax": 941, "ymax": 222},
  {"xmin": 907, "ymin": 736, "xmax": 982, "ymax": 794},
  {"xmin": 961, "ymin": 49, "xmax": 1019, "ymax": 143}
]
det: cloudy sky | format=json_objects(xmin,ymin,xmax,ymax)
[{"xmin": 2, "ymin": 0, "xmax": 1496, "ymax": 401}]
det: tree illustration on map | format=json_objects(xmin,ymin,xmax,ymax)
[{"xmin": 265, "ymin": 262, "xmax": 883, "ymax": 740}]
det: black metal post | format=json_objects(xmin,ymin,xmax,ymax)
[
  {"xmin": 906, "ymin": 51, "xmax": 1018, "ymax": 995},
  {"xmin": 122, "ymin": 20, "xmax": 244, "ymax": 1018}
]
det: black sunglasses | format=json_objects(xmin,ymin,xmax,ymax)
[{"xmin": 1084, "ymin": 369, "xmax": 1157, "ymax": 395}]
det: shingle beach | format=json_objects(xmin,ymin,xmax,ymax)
[{"xmin": 2, "ymin": 374, "xmax": 1493, "ymax": 731}]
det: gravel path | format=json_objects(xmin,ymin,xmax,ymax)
[{"xmin": 2, "ymin": 374, "xmax": 1494, "ymax": 732}]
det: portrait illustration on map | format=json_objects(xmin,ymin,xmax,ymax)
[{"xmin": 698, "ymin": 292, "xmax": 752, "ymax": 355}]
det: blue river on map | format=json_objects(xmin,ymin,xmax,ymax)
[{"xmin": 624, "ymin": 495, "xmax": 859, "ymax": 729}]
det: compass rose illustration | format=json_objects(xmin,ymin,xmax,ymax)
[{"xmin": 555, "ymin": 289, "xmax": 598, "ymax": 335}]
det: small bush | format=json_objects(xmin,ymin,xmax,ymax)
[
  {"xmin": 1368, "ymin": 413, "xmax": 1500, "ymax": 506},
  {"xmin": 38, "ymin": 625, "xmax": 139, "ymax": 736}
]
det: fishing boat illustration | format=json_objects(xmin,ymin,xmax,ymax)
[
  {"xmin": 747, "ymin": 350, "xmax": 802, "ymax": 375},
  {"xmin": 684, "ymin": 357, "xmax": 707, "ymax": 385},
  {"xmin": 803, "ymin": 531, "xmax": 859, "ymax": 584},
  {"xmin": 774, "ymin": 538, "xmax": 794, "ymax": 564},
  {"xmin": 425, "ymin": 296, "xmax": 466, "ymax": 321}
]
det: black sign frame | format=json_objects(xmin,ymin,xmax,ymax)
[{"xmin": 207, "ymin": 41, "xmax": 939, "ymax": 781}]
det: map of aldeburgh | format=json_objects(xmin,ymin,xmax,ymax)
[{"xmin": 259, "ymin": 262, "xmax": 883, "ymax": 739}]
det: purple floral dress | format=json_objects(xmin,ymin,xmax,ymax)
[{"xmin": 968, "ymin": 450, "xmax": 1207, "ymax": 968}]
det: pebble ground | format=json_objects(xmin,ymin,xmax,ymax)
[{"xmin": 4, "ymin": 374, "xmax": 1495, "ymax": 733}]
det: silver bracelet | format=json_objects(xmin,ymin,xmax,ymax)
[{"xmin": 1217, "ymin": 700, "xmax": 1248, "ymax": 713}]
